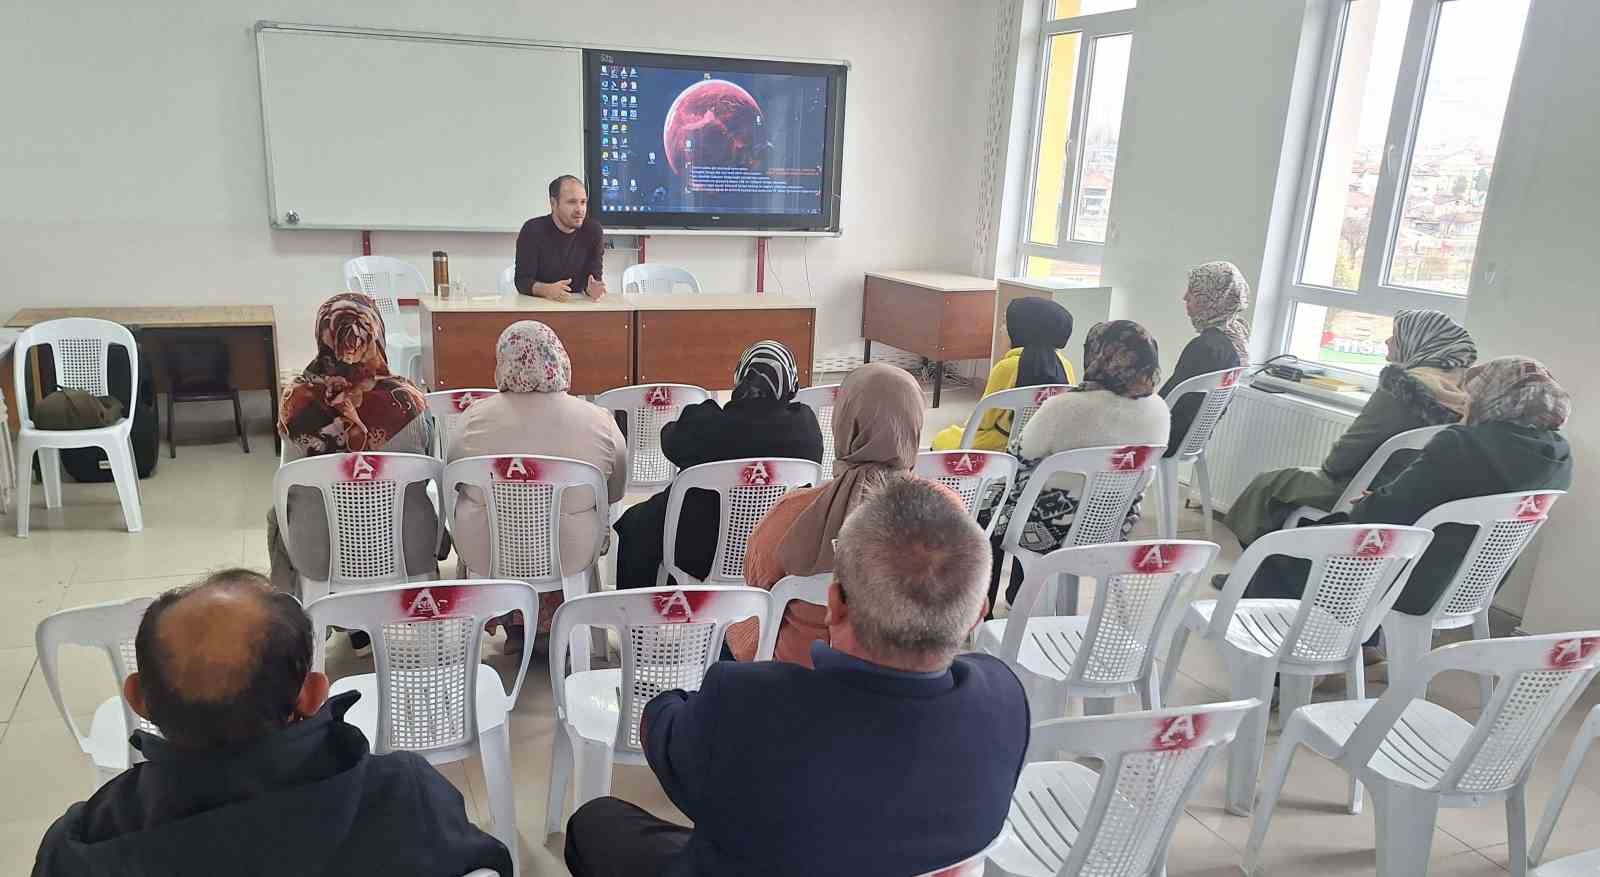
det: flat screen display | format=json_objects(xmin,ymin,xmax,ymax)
[{"xmin": 583, "ymin": 49, "xmax": 846, "ymax": 232}]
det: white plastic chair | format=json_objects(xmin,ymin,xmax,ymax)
[
  {"xmin": 343, "ymin": 256, "xmax": 426, "ymax": 383},
  {"xmin": 35, "ymin": 596, "xmax": 159, "ymax": 788},
  {"xmin": 593, "ymin": 384, "xmax": 712, "ymax": 494},
  {"xmin": 755, "ymin": 572, "xmax": 832, "ymax": 661},
  {"xmin": 919, "ymin": 838, "xmax": 1003, "ymax": 877},
  {"xmin": 1530, "ymin": 705, "xmax": 1600, "ymax": 876},
  {"xmin": 272, "ymin": 451, "xmax": 444, "ymax": 602},
  {"xmin": 960, "ymin": 384, "xmax": 1071, "ymax": 450},
  {"xmin": 307, "ymin": 579, "xmax": 537, "ymax": 877},
  {"xmin": 988, "ymin": 699, "xmax": 1259, "ymax": 877},
  {"xmin": 425, "ymin": 389, "xmax": 499, "ymax": 460},
  {"xmin": 998, "ymin": 444, "xmax": 1165, "ymax": 616},
  {"xmin": 794, "ymin": 384, "xmax": 840, "ymax": 480},
  {"xmin": 621, "ymin": 262, "xmax": 701, "ymax": 295},
  {"xmin": 1161, "ymin": 523, "xmax": 1435, "ymax": 815},
  {"xmin": 497, "ymin": 265, "xmax": 516, "ymax": 295},
  {"xmin": 443, "ymin": 454, "xmax": 609, "ymax": 669},
  {"xmin": 1383, "ymin": 490, "xmax": 1565, "ymax": 706},
  {"xmin": 13, "ymin": 318, "xmax": 144, "ymax": 536},
  {"xmin": 662, "ymin": 457, "xmax": 822, "ymax": 585},
  {"xmin": 1287, "ymin": 424, "xmax": 1450, "ymax": 526},
  {"xmin": 979, "ymin": 540, "xmax": 1219, "ymax": 721},
  {"xmin": 915, "ymin": 450, "xmax": 1019, "ymax": 537},
  {"xmin": 1157, "ymin": 367, "xmax": 1246, "ymax": 539},
  {"xmin": 544, "ymin": 586, "xmax": 773, "ymax": 839},
  {"xmin": 1244, "ymin": 633, "xmax": 1600, "ymax": 877}
]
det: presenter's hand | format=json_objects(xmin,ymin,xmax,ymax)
[
  {"xmin": 586, "ymin": 275, "xmax": 608, "ymax": 300},
  {"xmin": 533, "ymin": 279, "xmax": 573, "ymax": 302}
]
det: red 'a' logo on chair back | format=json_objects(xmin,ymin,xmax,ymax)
[
  {"xmin": 450, "ymin": 391, "xmax": 483, "ymax": 412},
  {"xmin": 1351, "ymin": 528, "xmax": 1392, "ymax": 557},
  {"xmin": 1219, "ymin": 368, "xmax": 1241, "ymax": 388},
  {"xmin": 494, "ymin": 456, "xmax": 540, "ymax": 481},
  {"xmin": 1548, "ymin": 637, "xmax": 1600, "ymax": 669},
  {"xmin": 343, "ymin": 454, "xmax": 382, "ymax": 481},
  {"xmin": 1033, "ymin": 386, "xmax": 1065, "ymax": 405},
  {"xmin": 652, "ymin": 590, "xmax": 713, "ymax": 623},
  {"xmin": 1132, "ymin": 543, "xmax": 1186, "ymax": 573},
  {"xmin": 400, "ymin": 585, "xmax": 467, "ymax": 619},
  {"xmin": 644, "ymin": 386, "xmax": 674, "ymax": 409},
  {"xmin": 1108, "ymin": 445, "xmax": 1154, "ymax": 471},
  {"xmin": 942, "ymin": 453, "xmax": 985, "ymax": 477},
  {"xmin": 1513, "ymin": 494, "xmax": 1553, "ymax": 521},
  {"xmin": 740, "ymin": 461, "xmax": 774, "ymax": 486},
  {"xmin": 1151, "ymin": 713, "xmax": 1206, "ymax": 751}
]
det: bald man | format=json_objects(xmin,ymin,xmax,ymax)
[{"xmin": 32, "ymin": 569, "xmax": 511, "ymax": 877}]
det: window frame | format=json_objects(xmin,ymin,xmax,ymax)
[
  {"xmin": 1016, "ymin": 5, "xmax": 1136, "ymax": 278},
  {"xmin": 1272, "ymin": 0, "xmax": 1530, "ymax": 377}
]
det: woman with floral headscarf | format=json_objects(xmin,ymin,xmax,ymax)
[
  {"xmin": 448, "ymin": 321, "xmax": 628, "ymax": 651},
  {"xmin": 1225, "ymin": 308, "xmax": 1477, "ymax": 546},
  {"xmin": 612, "ymin": 340, "xmax": 825, "ymax": 589},
  {"xmin": 1160, "ymin": 261, "xmax": 1251, "ymax": 456},
  {"xmin": 987, "ymin": 320, "xmax": 1171, "ymax": 608},
  {"xmin": 269, "ymin": 293, "xmax": 437, "ymax": 614}
]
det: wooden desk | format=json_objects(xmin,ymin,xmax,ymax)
[
  {"xmin": 861, "ymin": 271, "xmax": 996, "ymax": 407},
  {"xmin": 419, "ymin": 293, "xmax": 816, "ymax": 394},
  {"xmin": 5, "ymin": 306, "xmax": 282, "ymax": 446}
]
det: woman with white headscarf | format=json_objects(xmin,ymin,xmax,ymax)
[
  {"xmin": 1225, "ymin": 308, "xmax": 1477, "ymax": 546},
  {"xmin": 448, "ymin": 321, "xmax": 628, "ymax": 650}
]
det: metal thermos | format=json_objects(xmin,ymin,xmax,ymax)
[{"xmin": 433, "ymin": 251, "xmax": 450, "ymax": 297}]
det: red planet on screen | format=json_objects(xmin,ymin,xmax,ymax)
[{"xmin": 663, "ymin": 79, "xmax": 764, "ymax": 180}]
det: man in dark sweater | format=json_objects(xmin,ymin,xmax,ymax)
[
  {"xmin": 565, "ymin": 477, "xmax": 1030, "ymax": 877},
  {"xmin": 515, "ymin": 174, "xmax": 607, "ymax": 301},
  {"xmin": 32, "ymin": 569, "xmax": 511, "ymax": 877}
]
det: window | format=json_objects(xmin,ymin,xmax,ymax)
[
  {"xmin": 1277, "ymin": 0, "xmax": 1531, "ymax": 374},
  {"xmin": 1018, "ymin": 1, "xmax": 1136, "ymax": 284}
]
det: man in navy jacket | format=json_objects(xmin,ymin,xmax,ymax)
[{"xmin": 565, "ymin": 477, "xmax": 1030, "ymax": 876}]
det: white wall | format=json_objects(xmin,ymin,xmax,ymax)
[{"xmin": 1, "ymin": 0, "xmax": 997, "ymax": 368}]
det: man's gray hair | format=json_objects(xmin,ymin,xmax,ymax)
[{"xmin": 834, "ymin": 475, "xmax": 989, "ymax": 662}]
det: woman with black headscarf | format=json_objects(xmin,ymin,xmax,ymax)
[
  {"xmin": 932, "ymin": 297, "xmax": 1076, "ymax": 450},
  {"xmin": 612, "ymin": 340, "xmax": 825, "ymax": 588}
]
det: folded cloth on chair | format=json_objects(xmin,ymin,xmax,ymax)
[{"xmin": 31, "ymin": 389, "xmax": 123, "ymax": 429}]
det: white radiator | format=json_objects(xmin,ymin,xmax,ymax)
[{"xmin": 1205, "ymin": 385, "xmax": 1357, "ymax": 512}]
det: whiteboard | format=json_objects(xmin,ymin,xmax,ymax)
[{"xmin": 256, "ymin": 24, "xmax": 584, "ymax": 232}]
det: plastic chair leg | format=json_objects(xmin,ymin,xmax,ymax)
[
  {"xmin": 1195, "ymin": 454, "xmax": 1214, "ymax": 541},
  {"xmin": 1506, "ymin": 785, "xmax": 1528, "ymax": 877},
  {"xmin": 1158, "ymin": 459, "xmax": 1179, "ymax": 540},
  {"xmin": 1243, "ymin": 718, "xmax": 1307, "ymax": 875},
  {"xmin": 545, "ymin": 723, "xmax": 573, "ymax": 840},
  {"xmin": 570, "ymin": 736, "xmax": 616, "ymax": 816},
  {"xmin": 106, "ymin": 438, "xmax": 143, "ymax": 533},
  {"xmin": 479, "ymin": 723, "xmax": 520, "ymax": 877},
  {"xmin": 1278, "ymin": 673, "xmax": 1313, "ymax": 723},
  {"xmin": 1055, "ymin": 574, "xmax": 1080, "ymax": 617},
  {"xmin": 1472, "ymin": 611, "xmax": 1495, "ymax": 707},
  {"xmin": 1083, "ymin": 697, "xmax": 1117, "ymax": 716},
  {"xmin": 1137, "ymin": 672, "xmax": 1162, "ymax": 710},
  {"xmin": 1371, "ymin": 783, "xmax": 1440, "ymax": 877},
  {"xmin": 1161, "ymin": 624, "xmax": 1191, "ymax": 701},
  {"xmin": 40, "ymin": 447, "xmax": 62, "ymax": 509},
  {"xmin": 1346, "ymin": 650, "xmax": 1365, "ymax": 815},
  {"xmin": 1380, "ymin": 612, "xmax": 1433, "ymax": 701},
  {"xmin": 1224, "ymin": 651, "xmax": 1275, "ymax": 816},
  {"xmin": 15, "ymin": 441, "xmax": 33, "ymax": 537}
]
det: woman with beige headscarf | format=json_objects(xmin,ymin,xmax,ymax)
[{"xmin": 725, "ymin": 363, "xmax": 926, "ymax": 665}]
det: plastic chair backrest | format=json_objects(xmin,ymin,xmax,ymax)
[
  {"xmin": 1165, "ymin": 367, "xmax": 1247, "ymax": 460},
  {"xmin": 443, "ymin": 455, "xmax": 608, "ymax": 584},
  {"xmin": 424, "ymin": 389, "xmax": 499, "ymax": 460},
  {"xmin": 794, "ymin": 384, "xmax": 841, "ymax": 480},
  {"xmin": 1343, "ymin": 633, "xmax": 1600, "ymax": 796},
  {"xmin": 549, "ymin": 586, "xmax": 772, "ymax": 752},
  {"xmin": 1328, "ymin": 425, "xmax": 1450, "ymax": 515},
  {"xmin": 1412, "ymin": 491, "xmax": 1564, "ymax": 623},
  {"xmin": 915, "ymin": 450, "xmax": 1019, "ymax": 535},
  {"xmin": 1002, "ymin": 541, "xmax": 1219, "ymax": 682},
  {"xmin": 35, "ymin": 597, "xmax": 160, "ymax": 753},
  {"xmin": 1026, "ymin": 699, "xmax": 1259, "ymax": 876},
  {"xmin": 663, "ymin": 458, "xmax": 822, "ymax": 584},
  {"xmin": 497, "ymin": 265, "xmax": 516, "ymax": 295},
  {"xmin": 756, "ymin": 573, "xmax": 831, "ymax": 661},
  {"xmin": 622, "ymin": 263, "xmax": 701, "ymax": 295},
  {"xmin": 1531, "ymin": 704, "xmax": 1600, "ymax": 865},
  {"xmin": 1212, "ymin": 524, "xmax": 1435, "ymax": 664},
  {"xmin": 306, "ymin": 580, "xmax": 538, "ymax": 755},
  {"xmin": 594, "ymin": 384, "xmax": 713, "ymax": 491},
  {"xmin": 1001, "ymin": 444, "xmax": 1165, "ymax": 555},
  {"xmin": 960, "ymin": 384, "xmax": 1071, "ymax": 449},
  {"xmin": 14, "ymin": 318, "xmax": 138, "ymax": 429},
  {"xmin": 273, "ymin": 452, "xmax": 443, "ymax": 588},
  {"xmin": 344, "ymin": 255, "xmax": 430, "ymax": 303}
]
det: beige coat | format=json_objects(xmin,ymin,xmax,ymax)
[{"xmin": 447, "ymin": 391, "xmax": 627, "ymax": 577}]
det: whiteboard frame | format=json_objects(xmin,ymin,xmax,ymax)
[{"xmin": 254, "ymin": 21, "xmax": 849, "ymax": 237}]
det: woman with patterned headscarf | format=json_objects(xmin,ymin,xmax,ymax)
[
  {"xmin": 268, "ymin": 293, "xmax": 438, "ymax": 617},
  {"xmin": 1160, "ymin": 261, "xmax": 1251, "ymax": 457},
  {"xmin": 1225, "ymin": 308, "xmax": 1478, "ymax": 546},
  {"xmin": 448, "ymin": 321, "xmax": 628, "ymax": 651},
  {"xmin": 612, "ymin": 340, "xmax": 825, "ymax": 590},
  {"xmin": 987, "ymin": 320, "xmax": 1171, "ymax": 608}
]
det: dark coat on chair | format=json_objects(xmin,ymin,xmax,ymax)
[{"xmin": 1160, "ymin": 328, "xmax": 1241, "ymax": 458}]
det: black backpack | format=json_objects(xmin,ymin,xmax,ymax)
[{"xmin": 28, "ymin": 341, "xmax": 161, "ymax": 482}]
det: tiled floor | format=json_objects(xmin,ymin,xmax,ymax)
[{"xmin": 2, "ymin": 382, "xmax": 1597, "ymax": 875}]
